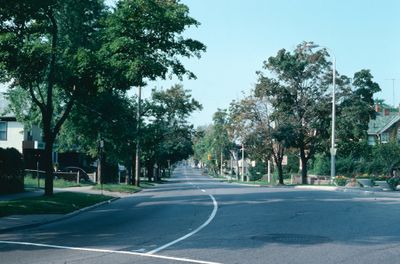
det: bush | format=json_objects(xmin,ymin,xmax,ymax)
[
  {"xmin": 334, "ymin": 176, "xmax": 348, "ymax": 186},
  {"xmin": 310, "ymin": 154, "xmax": 330, "ymax": 175},
  {"xmin": 387, "ymin": 177, "xmax": 400, "ymax": 191},
  {"xmin": 0, "ymin": 147, "xmax": 24, "ymax": 194}
]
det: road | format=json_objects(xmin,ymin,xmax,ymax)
[{"xmin": 2, "ymin": 166, "xmax": 400, "ymax": 264}]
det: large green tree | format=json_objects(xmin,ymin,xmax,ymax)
[
  {"xmin": 141, "ymin": 84, "xmax": 202, "ymax": 180},
  {"xmin": 228, "ymin": 93, "xmax": 286, "ymax": 184},
  {"xmin": 0, "ymin": 0, "xmax": 107, "ymax": 195},
  {"xmin": 103, "ymin": 0, "xmax": 206, "ymax": 88},
  {"xmin": 336, "ymin": 69, "xmax": 380, "ymax": 156},
  {"xmin": 0, "ymin": 0, "xmax": 205, "ymax": 194},
  {"xmin": 255, "ymin": 42, "xmax": 344, "ymax": 184},
  {"xmin": 103, "ymin": 0, "xmax": 205, "ymax": 185}
]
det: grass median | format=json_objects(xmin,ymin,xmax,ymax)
[{"xmin": 0, "ymin": 192, "xmax": 112, "ymax": 217}]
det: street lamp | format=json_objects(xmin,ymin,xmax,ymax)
[{"xmin": 305, "ymin": 43, "xmax": 336, "ymax": 181}]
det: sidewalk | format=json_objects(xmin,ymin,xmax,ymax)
[
  {"xmin": 0, "ymin": 189, "xmax": 44, "ymax": 201},
  {"xmin": 0, "ymin": 186, "xmax": 128, "ymax": 232}
]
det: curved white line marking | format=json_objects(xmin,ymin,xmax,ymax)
[
  {"xmin": 147, "ymin": 193, "xmax": 218, "ymax": 254},
  {"xmin": 0, "ymin": 240, "xmax": 221, "ymax": 264}
]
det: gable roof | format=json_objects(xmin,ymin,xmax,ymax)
[
  {"xmin": 0, "ymin": 95, "xmax": 16, "ymax": 120},
  {"xmin": 368, "ymin": 112, "xmax": 400, "ymax": 135}
]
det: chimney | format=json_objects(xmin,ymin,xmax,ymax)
[
  {"xmin": 375, "ymin": 104, "xmax": 381, "ymax": 113},
  {"xmin": 384, "ymin": 108, "xmax": 390, "ymax": 116}
]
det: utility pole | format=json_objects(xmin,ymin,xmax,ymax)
[
  {"xmin": 97, "ymin": 139, "xmax": 103, "ymax": 184},
  {"xmin": 134, "ymin": 86, "xmax": 141, "ymax": 186},
  {"xmin": 220, "ymin": 150, "xmax": 223, "ymax": 176},
  {"xmin": 241, "ymin": 144, "xmax": 245, "ymax": 181}
]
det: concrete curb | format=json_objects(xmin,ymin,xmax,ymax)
[
  {"xmin": 228, "ymin": 182, "xmax": 262, "ymax": 187},
  {"xmin": 294, "ymin": 185, "xmax": 339, "ymax": 191},
  {"xmin": 0, "ymin": 197, "xmax": 120, "ymax": 233},
  {"xmin": 222, "ymin": 180, "xmax": 400, "ymax": 197}
]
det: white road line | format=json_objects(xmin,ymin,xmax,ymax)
[
  {"xmin": 147, "ymin": 194, "xmax": 218, "ymax": 255},
  {"xmin": 0, "ymin": 240, "xmax": 222, "ymax": 264},
  {"xmin": 201, "ymin": 189, "xmax": 206, "ymax": 192},
  {"xmin": 144, "ymin": 169, "xmax": 218, "ymax": 255}
]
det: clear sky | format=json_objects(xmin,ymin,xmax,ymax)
[
  {"xmin": 148, "ymin": 0, "xmax": 400, "ymax": 127},
  {"xmin": 2, "ymin": 0, "xmax": 399, "ymax": 128}
]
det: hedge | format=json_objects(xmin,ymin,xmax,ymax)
[{"xmin": 0, "ymin": 147, "xmax": 24, "ymax": 194}]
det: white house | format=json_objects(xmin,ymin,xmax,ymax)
[
  {"xmin": 0, "ymin": 97, "xmax": 25, "ymax": 152},
  {"xmin": 0, "ymin": 97, "xmax": 45, "ymax": 169}
]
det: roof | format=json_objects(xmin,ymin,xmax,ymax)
[
  {"xmin": 0, "ymin": 95, "xmax": 16, "ymax": 119},
  {"xmin": 368, "ymin": 112, "xmax": 400, "ymax": 135}
]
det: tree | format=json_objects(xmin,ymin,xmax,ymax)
[
  {"xmin": 255, "ymin": 42, "xmax": 342, "ymax": 184},
  {"xmin": 0, "ymin": 0, "xmax": 108, "ymax": 195},
  {"xmin": 211, "ymin": 109, "xmax": 231, "ymax": 176},
  {"xmin": 0, "ymin": 0, "xmax": 205, "ymax": 194},
  {"xmin": 103, "ymin": 0, "xmax": 206, "ymax": 186},
  {"xmin": 141, "ymin": 84, "xmax": 202, "ymax": 181},
  {"xmin": 58, "ymin": 90, "xmax": 138, "ymax": 181},
  {"xmin": 336, "ymin": 69, "xmax": 380, "ymax": 156},
  {"xmin": 103, "ymin": 0, "xmax": 206, "ymax": 88},
  {"xmin": 228, "ymin": 93, "xmax": 286, "ymax": 184},
  {"xmin": 371, "ymin": 142, "xmax": 400, "ymax": 177}
]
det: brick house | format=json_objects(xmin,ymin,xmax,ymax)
[{"xmin": 367, "ymin": 104, "xmax": 400, "ymax": 145}]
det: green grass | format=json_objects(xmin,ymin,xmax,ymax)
[
  {"xmin": 92, "ymin": 181, "xmax": 155, "ymax": 193},
  {"xmin": 24, "ymin": 176, "xmax": 92, "ymax": 189},
  {"xmin": 0, "ymin": 192, "xmax": 112, "ymax": 217}
]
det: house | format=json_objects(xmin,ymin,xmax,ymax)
[
  {"xmin": 367, "ymin": 104, "xmax": 400, "ymax": 145},
  {"xmin": 0, "ymin": 97, "xmax": 47, "ymax": 169}
]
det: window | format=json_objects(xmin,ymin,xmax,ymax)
[
  {"xmin": 0, "ymin": 122, "xmax": 7, "ymax": 140},
  {"xmin": 368, "ymin": 136, "xmax": 376, "ymax": 146},
  {"xmin": 381, "ymin": 132, "xmax": 389, "ymax": 143}
]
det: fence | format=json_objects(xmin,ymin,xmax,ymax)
[{"xmin": 25, "ymin": 169, "xmax": 81, "ymax": 183}]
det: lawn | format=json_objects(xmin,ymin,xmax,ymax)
[
  {"xmin": 92, "ymin": 181, "xmax": 155, "ymax": 193},
  {"xmin": 24, "ymin": 176, "xmax": 93, "ymax": 189},
  {"xmin": 0, "ymin": 192, "xmax": 112, "ymax": 217}
]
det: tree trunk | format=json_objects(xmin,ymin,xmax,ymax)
[
  {"xmin": 300, "ymin": 148, "xmax": 308, "ymax": 184},
  {"xmin": 276, "ymin": 162, "xmax": 284, "ymax": 185},
  {"xmin": 131, "ymin": 154, "xmax": 135, "ymax": 185},
  {"xmin": 155, "ymin": 166, "xmax": 160, "ymax": 182},
  {"xmin": 147, "ymin": 163, "xmax": 154, "ymax": 182},
  {"xmin": 126, "ymin": 158, "xmax": 132, "ymax": 185},
  {"xmin": 44, "ymin": 137, "xmax": 54, "ymax": 196}
]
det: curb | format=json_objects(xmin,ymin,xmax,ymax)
[
  {"xmin": 228, "ymin": 182, "xmax": 262, "ymax": 187},
  {"xmin": 294, "ymin": 185, "xmax": 339, "ymax": 191},
  {"xmin": 222, "ymin": 180, "xmax": 400, "ymax": 197},
  {"xmin": 0, "ymin": 197, "xmax": 120, "ymax": 233}
]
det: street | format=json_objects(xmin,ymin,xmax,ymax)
[{"xmin": 2, "ymin": 166, "xmax": 400, "ymax": 264}]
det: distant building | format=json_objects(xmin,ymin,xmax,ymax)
[{"xmin": 367, "ymin": 104, "xmax": 400, "ymax": 145}]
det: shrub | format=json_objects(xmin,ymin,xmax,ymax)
[
  {"xmin": 387, "ymin": 177, "xmax": 400, "ymax": 191},
  {"xmin": 0, "ymin": 147, "xmax": 24, "ymax": 194},
  {"xmin": 334, "ymin": 176, "xmax": 348, "ymax": 186},
  {"xmin": 310, "ymin": 154, "xmax": 330, "ymax": 175}
]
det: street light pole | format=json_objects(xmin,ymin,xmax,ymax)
[
  {"xmin": 330, "ymin": 54, "xmax": 336, "ymax": 181},
  {"xmin": 241, "ymin": 144, "xmax": 245, "ymax": 181},
  {"xmin": 305, "ymin": 43, "xmax": 336, "ymax": 181}
]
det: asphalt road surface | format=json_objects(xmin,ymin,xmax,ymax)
[{"xmin": 2, "ymin": 166, "xmax": 400, "ymax": 264}]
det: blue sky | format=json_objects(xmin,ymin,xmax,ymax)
[
  {"xmin": 2, "ymin": 0, "xmax": 399, "ymax": 127},
  {"xmin": 147, "ymin": 0, "xmax": 400, "ymax": 127}
]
